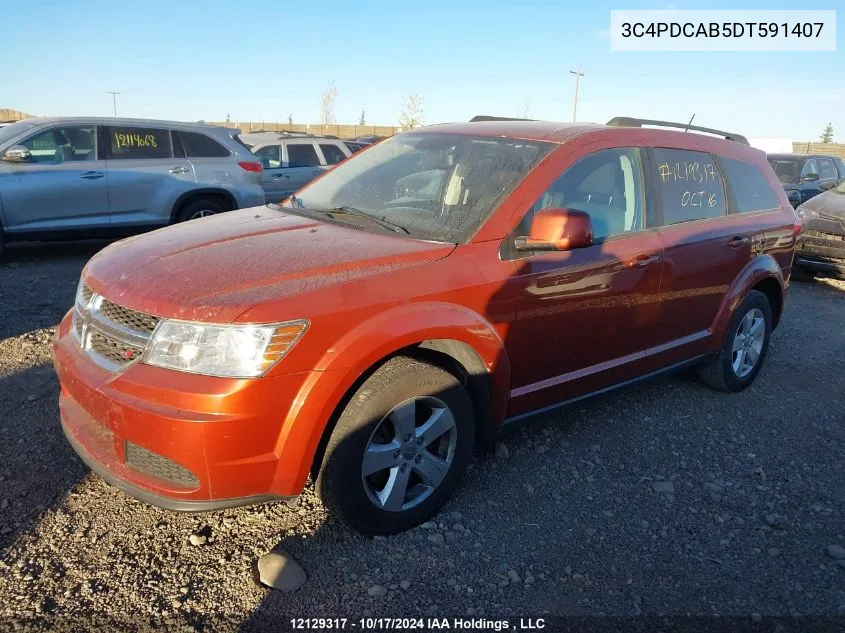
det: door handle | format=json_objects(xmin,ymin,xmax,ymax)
[
  {"xmin": 623, "ymin": 253, "xmax": 662, "ymax": 269},
  {"xmin": 272, "ymin": 173, "xmax": 290, "ymax": 179},
  {"xmin": 168, "ymin": 166, "xmax": 190, "ymax": 174},
  {"xmin": 728, "ymin": 236, "xmax": 750, "ymax": 247},
  {"xmin": 79, "ymin": 171, "xmax": 104, "ymax": 180}
]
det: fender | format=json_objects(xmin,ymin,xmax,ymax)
[
  {"xmin": 269, "ymin": 302, "xmax": 511, "ymax": 494},
  {"xmin": 709, "ymin": 254, "xmax": 784, "ymax": 352}
]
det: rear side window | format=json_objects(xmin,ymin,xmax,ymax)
[
  {"xmin": 720, "ymin": 158, "xmax": 780, "ymax": 213},
  {"xmin": 286, "ymin": 143, "xmax": 320, "ymax": 168},
  {"xmin": 319, "ymin": 143, "xmax": 347, "ymax": 165},
  {"xmin": 108, "ymin": 127, "xmax": 172, "ymax": 160},
  {"xmin": 179, "ymin": 131, "xmax": 230, "ymax": 158},
  {"xmin": 817, "ymin": 158, "xmax": 838, "ymax": 180},
  {"xmin": 254, "ymin": 145, "xmax": 281, "ymax": 169},
  {"xmin": 652, "ymin": 148, "xmax": 726, "ymax": 225}
]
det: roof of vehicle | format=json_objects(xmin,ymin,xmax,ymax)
[
  {"xmin": 767, "ymin": 152, "xmax": 842, "ymax": 160},
  {"xmin": 11, "ymin": 117, "xmax": 241, "ymax": 134}
]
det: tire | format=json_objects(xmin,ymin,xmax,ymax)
[
  {"xmin": 175, "ymin": 196, "xmax": 228, "ymax": 223},
  {"xmin": 316, "ymin": 356, "xmax": 474, "ymax": 536},
  {"xmin": 698, "ymin": 290, "xmax": 772, "ymax": 393}
]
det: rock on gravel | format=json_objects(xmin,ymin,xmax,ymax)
[
  {"xmin": 257, "ymin": 551, "xmax": 307, "ymax": 592},
  {"xmin": 827, "ymin": 545, "xmax": 845, "ymax": 560},
  {"xmin": 494, "ymin": 442, "xmax": 510, "ymax": 459},
  {"xmin": 367, "ymin": 585, "xmax": 388, "ymax": 598}
]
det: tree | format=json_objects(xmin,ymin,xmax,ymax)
[
  {"xmin": 517, "ymin": 102, "xmax": 531, "ymax": 119},
  {"xmin": 821, "ymin": 122, "xmax": 834, "ymax": 143},
  {"xmin": 399, "ymin": 94, "xmax": 424, "ymax": 130},
  {"xmin": 320, "ymin": 82, "xmax": 338, "ymax": 125},
  {"xmin": 359, "ymin": 109, "xmax": 366, "ymax": 126}
]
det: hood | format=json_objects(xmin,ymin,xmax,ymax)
[
  {"xmin": 799, "ymin": 190, "xmax": 845, "ymax": 236},
  {"xmin": 83, "ymin": 208, "xmax": 455, "ymax": 322}
]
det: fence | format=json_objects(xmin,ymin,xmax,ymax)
[
  {"xmin": 0, "ymin": 109, "xmax": 32, "ymax": 123},
  {"xmin": 207, "ymin": 121, "xmax": 401, "ymax": 138},
  {"xmin": 792, "ymin": 142, "xmax": 845, "ymax": 159}
]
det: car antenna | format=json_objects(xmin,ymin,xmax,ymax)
[{"xmin": 683, "ymin": 113, "xmax": 696, "ymax": 133}]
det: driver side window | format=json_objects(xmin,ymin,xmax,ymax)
[
  {"xmin": 517, "ymin": 147, "xmax": 645, "ymax": 241},
  {"xmin": 22, "ymin": 126, "xmax": 97, "ymax": 164},
  {"xmin": 801, "ymin": 159, "xmax": 819, "ymax": 178}
]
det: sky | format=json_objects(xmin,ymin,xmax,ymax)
[{"xmin": 2, "ymin": 0, "xmax": 843, "ymax": 141}]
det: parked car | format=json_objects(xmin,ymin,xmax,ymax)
[
  {"xmin": 344, "ymin": 141, "xmax": 368, "ymax": 154},
  {"xmin": 0, "ymin": 117, "xmax": 265, "ymax": 253},
  {"xmin": 352, "ymin": 135, "xmax": 383, "ymax": 144},
  {"xmin": 793, "ymin": 181, "xmax": 845, "ymax": 278},
  {"xmin": 767, "ymin": 152, "xmax": 845, "ymax": 208},
  {"xmin": 54, "ymin": 116, "xmax": 798, "ymax": 536},
  {"xmin": 249, "ymin": 135, "xmax": 352, "ymax": 203}
]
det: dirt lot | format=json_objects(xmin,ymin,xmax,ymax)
[{"xmin": 0, "ymin": 241, "xmax": 844, "ymax": 632}]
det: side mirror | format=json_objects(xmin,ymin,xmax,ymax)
[
  {"xmin": 819, "ymin": 180, "xmax": 836, "ymax": 192},
  {"xmin": 514, "ymin": 208, "xmax": 593, "ymax": 252},
  {"xmin": 786, "ymin": 190, "xmax": 801, "ymax": 208},
  {"xmin": 1, "ymin": 145, "xmax": 31, "ymax": 163},
  {"xmin": 802, "ymin": 172, "xmax": 820, "ymax": 182}
]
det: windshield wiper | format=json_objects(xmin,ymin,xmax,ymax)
[{"xmin": 323, "ymin": 206, "xmax": 410, "ymax": 234}]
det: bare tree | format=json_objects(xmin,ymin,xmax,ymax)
[
  {"xmin": 320, "ymin": 82, "xmax": 338, "ymax": 125},
  {"xmin": 517, "ymin": 102, "xmax": 531, "ymax": 119},
  {"xmin": 399, "ymin": 94, "xmax": 424, "ymax": 130}
]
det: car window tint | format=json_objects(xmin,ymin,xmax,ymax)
[
  {"xmin": 520, "ymin": 148, "xmax": 645, "ymax": 241},
  {"xmin": 801, "ymin": 159, "xmax": 818, "ymax": 177},
  {"xmin": 319, "ymin": 143, "xmax": 347, "ymax": 165},
  {"xmin": 180, "ymin": 131, "xmax": 230, "ymax": 158},
  {"xmin": 21, "ymin": 126, "xmax": 97, "ymax": 164},
  {"xmin": 254, "ymin": 145, "xmax": 281, "ymax": 169},
  {"xmin": 108, "ymin": 127, "xmax": 172, "ymax": 160},
  {"xmin": 720, "ymin": 158, "xmax": 780, "ymax": 213},
  {"xmin": 652, "ymin": 148, "xmax": 726, "ymax": 225},
  {"xmin": 287, "ymin": 143, "xmax": 321, "ymax": 168},
  {"xmin": 817, "ymin": 158, "xmax": 838, "ymax": 180}
]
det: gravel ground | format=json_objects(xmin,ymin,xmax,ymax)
[{"xmin": 0, "ymin": 241, "xmax": 844, "ymax": 632}]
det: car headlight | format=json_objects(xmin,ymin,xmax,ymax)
[
  {"xmin": 144, "ymin": 319, "xmax": 308, "ymax": 378},
  {"xmin": 796, "ymin": 205, "xmax": 820, "ymax": 222}
]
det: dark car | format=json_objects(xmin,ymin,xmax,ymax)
[
  {"xmin": 794, "ymin": 180, "xmax": 845, "ymax": 278},
  {"xmin": 767, "ymin": 153, "xmax": 845, "ymax": 208},
  {"xmin": 344, "ymin": 141, "xmax": 368, "ymax": 153}
]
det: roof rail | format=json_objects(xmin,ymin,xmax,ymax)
[
  {"xmin": 606, "ymin": 117, "xmax": 749, "ymax": 145},
  {"xmin": 469, "ymin": 115, "xmax": 536, "ymax": 122}
]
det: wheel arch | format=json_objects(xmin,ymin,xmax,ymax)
[
  {"xmin": 269, "ymin": 303, "xmax": 511, "ymax": 494},
  {"xmin": 169, "ymin": 188, "xmax": 236, "ymax": 223}
]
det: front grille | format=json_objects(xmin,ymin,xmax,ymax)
[
  {"xmin": 74, "ymin": 284, "xmax": 159, "ymax": 372},
  {"xmin": 99, "ymin": 298, "xmax": 159, "ymax": 334},
  {"xmin": 804, "ymin": 230, "xmax": 845, "ymax": 242},
  {"xmin": 125, "ymin": 441, "xmax": 199, "ymax": 489},
  {"xmin": 89, "ymin": 331, "xmax": 144, "ymax": 365}
]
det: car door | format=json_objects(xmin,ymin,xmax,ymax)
[
  {"xmin": 503, "ymin": 147, "xmax": 664, "ymax": 417},
  {"xmin": 103, "ymin": 125, "xmax": 196, "ymax": 227},
  {"xmin": 645, "ymin": 147, "xmax": 753, "ymax": 367},
  {"xmin": 316, "ymin": 141, "xmax": 351, "ymax": 166},
  {"xmin": 283, "ymin": 140, "xmax": 328, "ymax": 191},
  {"xmin": 254, "ymin": 144, "xmax": 289, "ymax": 203},
  {"xmin": 0, "ymin": 124, "xmax": 110, "ymax": 233},
  {"xmin": 816, "ymin": 158, "xmax": 840, "ymax": 193},
  {"xmin": 798, "ymin": 158, "xmax": 823, "ymax": 201}
]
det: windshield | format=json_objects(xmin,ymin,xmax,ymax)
[
  {"xmin": 768, "ymin": 158, "xmax": 802, "ymax": 184},
  {"xmin": 281, "ymin": 133, "xmax": 554, "ymax": 242},
  {"xmin": 0, "ymin": 120, "xmax": 39, "ymax": 149}
]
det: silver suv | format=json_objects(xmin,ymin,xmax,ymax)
[
  {"xmin": 0, "ymin": 117, "xmax": 266, "ymax": 252},
  {"xmin": 242, "ymin": 132, "xmax": 352, "ymax": 203}
]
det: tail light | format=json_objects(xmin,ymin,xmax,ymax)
[
  {"xmin": 238, "ymin": 161, "xmax": 263, "ymax": 173},
  {"xmin": 792, "ymin": 211, "xmax": 803, "ymax": 237}
]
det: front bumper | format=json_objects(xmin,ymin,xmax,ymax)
[
  {"xmin": 53, "ymin": 311, "xmax": 311, "ymax": 509},
  {"xmin": 794, "ymin": 231, "xmax": 845, "ymax": 277}
]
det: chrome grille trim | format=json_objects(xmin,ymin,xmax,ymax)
[{"xmin": 73, "ymin": 284, "xmax": 159, "ymax": 373}]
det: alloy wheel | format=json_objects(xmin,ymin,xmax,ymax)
[
  {"xmin": 361, "ymin": 396, "xmax": 458, "ymax": 512},
  {"xmin": 731, "ymin": 307, "xmax": 765, "ymax": 378}
]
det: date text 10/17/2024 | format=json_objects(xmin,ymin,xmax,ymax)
[{"xmin": 290, "ymin": 617, "xmax": 547, "ymax": 630}]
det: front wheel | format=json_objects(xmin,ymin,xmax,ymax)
[
  {"xmin": 316, "ymin": 356, "xmax": 474, "ymax": 536},
  {"xmin": 698, "ymin": 290, "xmax": 772, "ymax": 392}
]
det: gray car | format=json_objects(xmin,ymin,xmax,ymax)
[
  {"xmin": 0, "ymin": 117, "xmax": 266, "ymax": 252},
  {"xmin": 245, "ymin": 134, "xmax": 352, "ymax": 203}
]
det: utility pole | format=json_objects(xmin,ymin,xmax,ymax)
[
  {"xmin": 107, "ymin": 90, "xmax": 120, "ymax": 117},
  {"xmin": 569, "ymin": 70, "xmax": 584, "ymax": 122}
]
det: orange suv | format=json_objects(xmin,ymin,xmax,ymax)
[{"xmin": 53, "ymin": 116, "xmax": 799, "ymax": 535}]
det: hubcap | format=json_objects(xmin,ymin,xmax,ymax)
[
  {"xmin": 731, "ymin": 308, "xmax": 765, "ymax": 378},
  {"xmin": 190, "ymin": 209, "xmax": 216, "ymax": 220},
  {"xmin": 361, "ymin": 396, "xmax": 458, "ymax": 512}
]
